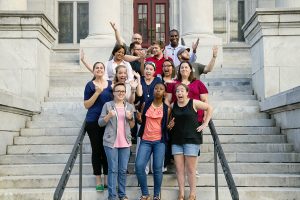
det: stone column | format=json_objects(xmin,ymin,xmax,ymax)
[
  {"xmin": 180, "ymin": 0, "xmax": 222, "ymax": 67},
  {"xmin": 276, "ymin": 0, "xmax": 300, "ymax": 8},
  {"xmin": 80, "ymin": 0, "xmax": 120, "ymax": 65},
  {"xmin": 0, "ymin": 0, "xmax": 27, "ymax": 10}
]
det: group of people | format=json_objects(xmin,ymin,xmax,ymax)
[{"xmin": 82, "ymin": 22, "xmax": 217, "ymax": 200}]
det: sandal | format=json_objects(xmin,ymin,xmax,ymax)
[
  {"xmin": 139, "ymin": 196, "xmax": 151, "ymax": 200},
  {"xmin": 188, "ymin": 195, "xmax": 196, "ymax": 200}
]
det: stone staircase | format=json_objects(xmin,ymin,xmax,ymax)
[{"xmin": 0, "ymin": 46, "xmax": 300, "ymax": 200}]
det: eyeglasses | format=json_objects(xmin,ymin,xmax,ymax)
[
  {"xmin": 163, "ymin": 64, "xmax": 173, "ymax": 68},
  {"xmin": 134, "ymin": 48, "xmax": 143, "ymax": 51},
  {"xmin": 133, "ymin": 38, "xmax": 142, "ymax": 40},
  {"xmin": 114, "ymin": 90, "xmax": 126, "ymax": 94}
]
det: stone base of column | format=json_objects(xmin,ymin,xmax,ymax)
[
  {"xmin": 80, "ymin": 35, "xmax": 116, "ymax": 67},
  {"xmin": 182, "ymin": 34, "xmax": 223, "ymax": 68}
]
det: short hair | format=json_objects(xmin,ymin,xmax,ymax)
[
  {"xmin": 162, "ymin": 59, "xmax": 176, "ymax": 78},
  {"xmin": 112, "ymin": 44, "xmax": 126, "ymax": 56},
  {"xmin": 152, "ymin": 41, "xmax": 165, "ymax": 49},
  {"xmin": 175, "ymin": 83, "xmax": 189, "ymax": 92},
  {"xmin": 129, "ymin": 41, "xmax": 141, "ymax": 52},
  {"xmin": 113, "ymin": 82, "xmax": 126, "ymax": 92},
  {"xmin": 169, "ymin": 29, "xmax": 179, "ymax": 36}
]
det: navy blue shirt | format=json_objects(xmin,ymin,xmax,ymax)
[
  {"xmin": 84, "ymin": 80, "xmax": 113, "ymax": 122},
  {"xmin": 140, "ymin": 76, "xmax": 162, "ymax": 105}
]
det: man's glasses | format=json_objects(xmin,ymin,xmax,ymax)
[{"xmin": 114, "ymin": 90, "xmax": 126, "ymax": 94}]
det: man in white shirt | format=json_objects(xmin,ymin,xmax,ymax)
[{"xmin": 164, "ymin": 29, "xmax": 199, "ymax": 67}]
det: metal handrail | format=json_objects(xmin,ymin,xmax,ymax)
[
  {"xmin": 53, "ymin": 120, "xmax": 86, "ymax": 200},
  {"xmin": 209, "ymin": 120, "xmax": 239, "ymax": 200},
  {"xmin": 53, "ymin": 119, "xmax": 238, "ymax": 200}
]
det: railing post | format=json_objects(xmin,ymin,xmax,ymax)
[
  {"xmin": 79, "ymin": 142, "xmax": 83, "ymax": 200},
  {"xmin": 214, "ymin": 141, "xmax": 219, "ymax": 200}
]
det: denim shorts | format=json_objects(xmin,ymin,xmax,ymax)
[{"xmin": 172, "ymin": 144, "xmax": 200, "ymax": 156}]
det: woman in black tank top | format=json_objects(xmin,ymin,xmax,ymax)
[{"xmin": 168, "ymin": 83, "xmax": 213, "ymax": 200}]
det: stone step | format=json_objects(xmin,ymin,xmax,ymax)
[
  {"xmin": 31, "ymin": 111, "xmax": 268, "ymax": 121},
  {"xmin": 202, "ymin": 73, "xmax": 251, "ymax": 79},
  {"xmin": 7, "ymin": 143, "xmax": 293, "ymax": 154},
  {"xmin": 1, "ymin": 152, "xmax": 299, "ymax": 165},
  {"xmin": 0, "ymin": 163, "xmax": 299, "ymax": 176},
  {"xmin": 0, "ymin": 174, "xmax": 299, "ymax": 189},
  {"xmin": 202, "ymin": 78, "xmax": 251, "ymax": 87},
  {"xmin": 25, "ymin": 119, "xmax": 275, "ymax": 128},
  {"xmin": 20, "ymin": 127, "xmax": 81, "ymax": 136},
  {"xmin": 39, "ymin": 100, "xmax": 259, "ymax": 111},
  {"xmin": 212, "ymin": 119, "xmax": 275, "ymax": 126},
  {"xmin": 44, "ymin": 94, "xmax": 258, "ymax": 102},
  {"xmin": 13, "ymin": 134, "xmax": 286, "ymax": 145},
  {"xmin": 48, "ymin": 86, "xmax": 253, "ymax": 98},
  {"xmin": 20, "ymin": 126, "xmax": 280, "ymax": 137},
  {"xmin": 50, "ymin": 62, "xmax": 81, "ymax": 70},
  {"xmin": 209, "ymin": 94, "xmax": 257, "ymax": 101},
  {"xmin": 42, "ymin": 99, "xmax": 260, "ymax": 107},
  {"xmin": 0, "ymin": 187, "xmax": 299, "ymax": 200}
]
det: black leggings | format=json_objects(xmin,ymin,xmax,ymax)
[{"xmin": 85, "ymin": 121, "xmax": 108, "ymax": 175}]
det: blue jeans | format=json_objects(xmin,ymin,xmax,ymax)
[
  {"xmin": 135, "ymin": 139, "xmax": 166, "ymax": 197},
  {"xmin": 104, "ymin": 146, "xmax": 130, "ymax": 200}
]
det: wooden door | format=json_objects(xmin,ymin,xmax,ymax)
[{"xmin": 133, "ymin": 0, "xmax": 169, "ymax": 47}]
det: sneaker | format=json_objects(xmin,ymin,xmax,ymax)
[
  {"xmin": 153, "ymin": 196, "xmax": 160, "ymax": 200},
  {"xmin": 195, "ymin": 170, "xmax": 200, "ymax": 178},
  {"xmin": 96, "ymin": 184, "xmax": 104, "ymax": 192},
  {"xmin": 119, "ymin": 196, "xmax": 129, "ymax": 200}
]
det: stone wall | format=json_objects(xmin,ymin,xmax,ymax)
[
  {"xmin": 243, "ymin": 8, "xmax": 300, "ymax": 100},
  {"xmin": 0, "ymin": 12, "xmax": 57, "ymax": 155}
]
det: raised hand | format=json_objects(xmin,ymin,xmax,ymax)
[
  {"xmin": 192, "ymin": 38, "xmax": 200, "ymax": 52},
  {"xmin": 212, "ymin": 45, "xmax": 218, "ymax": 58},
  {"xmin": 80, "ymin": 49, "xmax": 85, "ymax": 61},
  {"xmin": 110, "ymin": 21, "xmax": 117, "ymax": 31},
  {"xmin": 130, "ymin": 80, "xmax": 138, "ymax": 90}
]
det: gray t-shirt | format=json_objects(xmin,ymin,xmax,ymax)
[{"xmin": 192, "ymin": 63, "xmax": 205, "ymax": 79}]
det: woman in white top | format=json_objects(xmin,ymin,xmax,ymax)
[{"xmin": 113, "ymin": 65, "xmax": 142, "ymax": 104}]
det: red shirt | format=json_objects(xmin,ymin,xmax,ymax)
[
  {"xmin": 146, "ymin": 56, "xmax": 173, "ymax": 77},
  {"xmin": 166, "ymin": 79, "xmax": 208, "ymax": 122}
]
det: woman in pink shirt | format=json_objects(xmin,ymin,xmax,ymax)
[
  {"xmin": 98, "ymin": 82, "xmax": 135, "ymax": 200},
  {"xmin": 135, "ymin": 83, "xmax": 171, "ymax": 200}
]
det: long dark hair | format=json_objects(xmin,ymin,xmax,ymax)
[
  {"xmin": 91, "ymin": 62, "xmax": 105, "ymax": 80},
  {"xmin": 176, "ymin": 61, "xmax": 196, "ymax": 82}
]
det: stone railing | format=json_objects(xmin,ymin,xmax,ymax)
[{"xmin": 260, "ymin": 86, "xmax": 300, "ymax": 152}]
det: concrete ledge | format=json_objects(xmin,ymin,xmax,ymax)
[
  {"xmin": 259, "ymin": 86, "xmax": 300, "ymax": 152},
  {"xmin": 260, "ymin": 86, "xmax": 300, "ymax": 113},
  {"xmin": 0, "ymin": 89, "xmax": 40, "ymax": 115}
]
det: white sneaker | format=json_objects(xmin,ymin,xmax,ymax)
[{"xmin": 195, "ymin": 170, "xmax": 200, "ymax": 178}]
